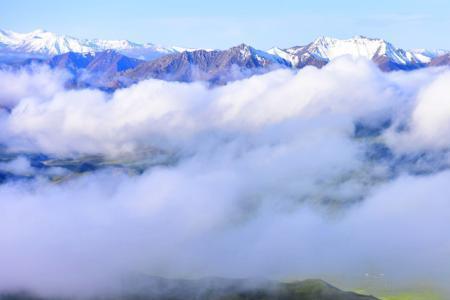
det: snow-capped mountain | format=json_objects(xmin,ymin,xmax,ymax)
[
  {"xmin": 269, "ymin": 36, "xmax": 447, "ymax": 70},
  {"xmin": 0, "ymin": 29, "xmax": 91, "ymax": 56},
  {"xmin": 0, "ymin": 29, "xmax": 180, "ymax": 61},
  {"xmin": 303, "ymin": 36, "xmax": 420, "ymax": 63}
]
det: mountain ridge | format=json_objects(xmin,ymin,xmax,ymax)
[
  {"xmin": 0, "ymin": 277, "xmax": 379, "ymax": 300},
  {"xmin": 1, "ymin": 29, "xmax": 450, "ymax": 89},
  {"xmin": 1, "ymin": 29, "xmax": 447, "ymax": 63},
  {"xmin": 0, "ymin": 29, "xmax": 183, "ymax": 61}
]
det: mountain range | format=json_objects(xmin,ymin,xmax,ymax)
[
  {"xmin": 1, "ymin": 29, "xmax": 449, "ymax": 89},
  {"xmin": 0, "ymin": 29, "xmax": 191, "ymax": 61}
]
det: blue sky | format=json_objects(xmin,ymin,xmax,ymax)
[{"xmin": 2, "ymin": 0, "xmax": 450, "ymax": 50}]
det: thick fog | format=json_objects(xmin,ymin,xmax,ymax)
[{"xmin": 1, "ymin": 58, "xmax": 450, "ymax": 296}]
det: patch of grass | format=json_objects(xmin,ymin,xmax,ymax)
[{"xmin": 379, "ymin": 291, "xmax": 443, "ymax": 300}]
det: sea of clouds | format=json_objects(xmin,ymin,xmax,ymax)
[{"xmin": 1, "ymin": 58, "xmax": 450, "ymax": 297}]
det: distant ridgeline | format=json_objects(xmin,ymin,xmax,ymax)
[
  {"xmin": 0, "ymin": 277, "xmax": 379, "ymax": 300},
  {"xmin": 1, "ymin": 29, "xmax": 449, "ymax": 90}
]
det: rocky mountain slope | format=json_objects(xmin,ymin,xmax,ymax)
[
  {"xmin": 122, "ymin": 44, "xmax": 290, "ymax": 84},
  {"xmin": 429, "ymin": 53, "xmax": 450, "ymax": 66}
]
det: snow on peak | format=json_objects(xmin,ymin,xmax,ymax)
[
  {"xmin": 308, "ymin": 35, "xmax": 391, "ymax": 60},
  {"xmin": 267, "ymin": 47, "xmax": 299, "ymax": 66},
  {"xmin": 278, "ymin": 35, "xmax": 440, "ymax": 66},
  {"xmin": 30, "ymin": 28, "xmax": 47, "ymax": 34},
  {"xmin": 1, "ymin": 29, "xmax": 96, "ymax": 55},
  {"xmin": 88, "ymin": 39, "xmax": 140, "ymax": 50},
  {"xmin": 231, "ymin": 44, "xmax": 286, "ymax": 65},
  {"xmin": 0, "ymin": 29, "xmax": 194, "ymax": 61}
]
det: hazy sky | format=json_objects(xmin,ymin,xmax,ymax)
[{"xmin": 2, "ymin": 0, "xmax": 450, "ymax": 50}]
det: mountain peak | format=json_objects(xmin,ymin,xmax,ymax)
[
  {"xmin": 305, "ymin": 35, "xmax": 397, "ymax": 62},
  {"xmin": 351, "ymin": 35, "xmax": 382, "ymax": 41},
  {"xmin": 234, "ymin": 43, "xmax": 253, "ymax": 50},
  {"xmin": 312, "ymin": 35, "xmax": 385, "ymax": 45},
  {"xmin": 312, "ymin": 36, "xmax": 337, "ymax": 45},
  {"xmin": 229, "ymin": 43, "xmax": 256, "ymax": 59},
  {"xmin": 31, "ymin": 28, "xmax": 47, "ymax": 34}
]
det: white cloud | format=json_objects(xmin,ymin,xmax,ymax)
[
  {"xmin": 1, "ymin": 58, "xmax": 450, "ymax": 297},
  {"xmin": 0, "ymin": 65, "xmax": 68, "ymax": 108},
  {"xmin": 386, "ymin": 70, "xmax": 450, "ymax": 152},
  {"xmin": 1, "ymin": 57, "xmax": 407, "ymax": 156}
]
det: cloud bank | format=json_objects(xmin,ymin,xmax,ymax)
[{"xmin": 1, "ymin": 58, "xmax": 450, "ymax": 297}]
